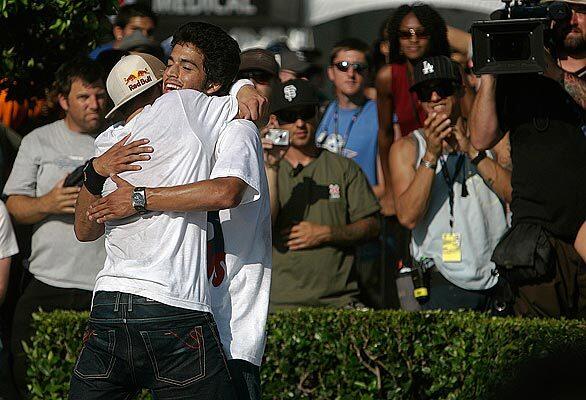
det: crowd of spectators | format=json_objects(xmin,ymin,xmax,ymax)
[{"xmin": 0, "ymin": 1, "xmax": 584, "ymax": 398}]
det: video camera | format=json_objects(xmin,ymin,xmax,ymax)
[{"xmin": 471, "ymin": 0, "xmax": 572, "ymax": 74}]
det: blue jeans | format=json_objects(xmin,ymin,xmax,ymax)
[{"xmin": 69, "ymin": 291, "xmax": 236, "ymax": 399}]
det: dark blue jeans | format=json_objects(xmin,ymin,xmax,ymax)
[
  {"xmin": 227, "ymin": 359, "xmax": 261, "ymax": 400},
  {"xmin": 69, "ymin": 291, "xmax": 236, "ymax": 400}
]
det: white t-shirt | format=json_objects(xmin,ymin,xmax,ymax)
[
  {"xmin": 93, "ymin": 89, "xmax": 238, "ymax": 312},
  {"xmin": 208, "ymin": 120, "xmax": 272, "ymax": 366},
  {"xmin": 0, "ymin": 201, "xmax": 18, "ymax": 259}
]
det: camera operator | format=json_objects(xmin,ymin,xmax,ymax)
[{"xmin": 469, "ymin": 0, "xmax": 586, "ymax": 318}]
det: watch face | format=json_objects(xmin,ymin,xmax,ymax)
[{"xmin": 132, "ymin": 192, "xmax": 144, "ymax": 207}]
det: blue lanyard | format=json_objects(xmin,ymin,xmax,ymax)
[{"xmin": 332, "ymin": 101, "xmax": 365, "ymax": 146}]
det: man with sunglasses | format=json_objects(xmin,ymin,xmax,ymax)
[
  {"xmin": 469, "ymin": 0, "xmax": 586, "ymax": 318},
  {"xmin": 390, "ymin": 56, "xmax": 511, "ymax": 311},
  {"xmin": 316, "ymin": 38, "xmax": 387, "ymax": 307},
  {"xmin": 265, "ymin": 79, "xmax": 380, "ymax": 310}
]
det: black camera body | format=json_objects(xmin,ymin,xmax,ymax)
[{"xmin": 471, "ymin": 1, "xmax": 571, "ymax": 75}]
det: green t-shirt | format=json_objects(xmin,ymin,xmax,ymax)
[{"xmin": 271, "ymin": 150, "xmax": 381, "ymax": 309}]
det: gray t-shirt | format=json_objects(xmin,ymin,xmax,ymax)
[{"xmin": 3, "ymin": 119, "xmax": 105, "ymax": 290}]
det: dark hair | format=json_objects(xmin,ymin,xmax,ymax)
[
  {"xmin": 114, "ymin": 4, "xmax": 157, "ymax": 28},
  {"xmin": 171, "ymin": 22, "xmax": 241, "ymax": 95},
  {"xmin": 387, "ymin": 4, "xmax": 450, "ymax": 64},
  {"xmin": 53, "ymin": 57, "xmax": 105, "ymax": 97},
  {"xmin": 329, "ymin": 38, "xmax": 373, "ymax": 68}
]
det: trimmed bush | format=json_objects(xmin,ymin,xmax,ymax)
[{"xmin": 26, "ymin": 309, "xmax": 586, "ymax": 399}]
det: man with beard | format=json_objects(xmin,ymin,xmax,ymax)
[{"xmin": 469, "ymin": 0, "xmax": 586, "ymax": 318}]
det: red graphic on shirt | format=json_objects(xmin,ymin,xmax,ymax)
[
  {"xmin": 207, "ymin": 211, "xmax": 226, "ymax": 287},
  {"xmin": 207, "ymin": 248, "xmax": 226, "ymax": 287}
]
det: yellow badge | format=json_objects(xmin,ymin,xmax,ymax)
[{"xmin": 442, "ymin": 233, "xmax": 462, "ymax": 263}]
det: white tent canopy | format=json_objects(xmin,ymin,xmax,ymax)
[{"xmin": 306, "ymin": 0, "xmax": 505, "ymax": 25}]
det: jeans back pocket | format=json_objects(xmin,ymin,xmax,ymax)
[
  {"xmin": 74, "ymin": 328, "xmax": 116, "ymax": 379},
  {"xmin": 140, "ymin": 325, "xmax": 206, "ymax": 386}
]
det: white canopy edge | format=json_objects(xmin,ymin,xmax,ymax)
[{"xmin": 307, "ymin": 0, "xmax": 505, "ymax": 25}]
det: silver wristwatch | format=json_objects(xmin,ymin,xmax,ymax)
[{"xmin": 132, "ymin": 187, "xmax": 148, "ymax": 214}]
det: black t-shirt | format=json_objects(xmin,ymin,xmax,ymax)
[{"xmin": 497, "ymin": 74, "xmax": 585, "ymax": 241}]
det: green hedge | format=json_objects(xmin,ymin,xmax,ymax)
[{"xmin": 26, "ymin": 309, "xmax": 586, "ymax": 399}]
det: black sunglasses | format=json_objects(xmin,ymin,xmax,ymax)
[
  {"xmin": 415, "ymin": 81, "xmax": 456, "ymax": 102},
  {"xmin": 275, "ymin": 106, "xmax": 317, "ymax": 124},
  {"xmin": 238, "ymin": 70, "xmax": 274, "ymax": 85},
  {"xmin": 398, "ymin": 28, "xmax": 430, "ymax": 40},
  {"xmin": 333, "ymin": 61, "xmax": 369, "ymax": 73}
]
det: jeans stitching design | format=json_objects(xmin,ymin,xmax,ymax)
[
  {"xmin": 74, "ymin": 330, "xmax": 116, "ymax": 380},
  {"xmin": 140, "ymin": 326, "xmax": 206, "ymax": 387}
]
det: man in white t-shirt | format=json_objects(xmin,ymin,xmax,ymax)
[
  {"xmin": 70, "ymin": 23, "xmax": 259, "ymax": 398},
  {"xmin": 83, "ymin": 25, "xmax": 271, "ymax": 400}
]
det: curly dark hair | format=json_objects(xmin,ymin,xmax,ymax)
[
  {"xmin": 171, "ymin": 22, "xmax": 241, "ymax": 95},
  {"xmin": 53, "ymin": 57, "xmax": 105, "ymax": 97},
  {"xmin": 387, "ymin": 4, "xmax": 450, "ymax": 64}
]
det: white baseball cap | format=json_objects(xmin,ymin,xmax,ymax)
[{"xmin": 105, "ymin": 53, "xmax": 165, "ymax": 119}]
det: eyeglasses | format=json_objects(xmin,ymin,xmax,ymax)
[
  {"xmin": 398, "ymin": 28, "xmax": 430, "ymax": 40},
  {"xmin": 238, "ymin": 70, "xmax": 274, "ymax": 85},
  {"xmin": 275, "ymin": 106, "xmax": 317, "ymax": 124},
  {"xmin": 333, "ymin": 61, "xmax": 369, "ymax": 73},
  {"xmin": 415, "ymin": 81, "xmax": 456, "ymax": 102}
]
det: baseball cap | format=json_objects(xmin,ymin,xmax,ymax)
[
  {"xmin": 277, "ymin": 49, "xmax": 311, "ymax": 75},
  {"xmin": 410, "ymin": 56, "xmax": 461, "ymax": 92},
  {"xmin": 105, "ymin": 53, "xmax": 165, "ymax": 119},
  {"xmin": 239, "ymin": 48, "xmax": 279, "ymax": 76},
  {"xmin": 270, "ymin": 79, "xmax": 319, "ymax": 114}
]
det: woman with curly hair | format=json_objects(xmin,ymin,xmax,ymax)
[{"xmin": 376, "ymin": 3, "xmax": 472, "ymax": 216}]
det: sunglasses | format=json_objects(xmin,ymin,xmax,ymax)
[
  {"xmin": 275, "ymin": 106, "xmax": 317, "ymax": 124},
  {"xmin": 415, "ymin": 81, "xmax": 456, "ymax": 102},
  {"xmin": 398, "ymin": 28, "xmax": 430, "ymax": 40},
  {"xmin": 238, "ymin": 70, "xmax": 274, "ymax": 85},
  {"xmin": 333, "ymin": 61, "xmax": 369, "ymax": 73}
]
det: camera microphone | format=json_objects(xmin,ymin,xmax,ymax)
[{"xmin": 290, "ymin": 164, "xmax": 304, "ymax": 177}]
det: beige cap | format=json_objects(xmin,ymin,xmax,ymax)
[{"xmin": 105, "ymin": 53, "xmax": 165, "ymax": 119}]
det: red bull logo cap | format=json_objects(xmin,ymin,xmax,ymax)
[{"xmin": 105, "ymin": 53, "xmax": 165, "ymax": 119}]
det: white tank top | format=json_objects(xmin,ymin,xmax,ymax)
[{"xmin": 410, "ymin": 130, "xmax": 506, "ymax": 290}]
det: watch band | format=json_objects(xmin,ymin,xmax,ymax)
[
  {"xmin": 83, "ymin": 158, "xmax": 107, "ymax": 196},
  {"xmin": 132, "ymin": 187, "xmax": 148, "ymax": 214},
  {"xmin": 420, "ymin": 159, "xmax": 437, "ymax": 171},
  {"xmin": 471, "ymin": 150, "xmax": 487, "ymax": 166}
]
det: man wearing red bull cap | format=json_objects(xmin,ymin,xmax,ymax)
[
  {"xmin": 71, "ymin": 22, "xmax": 270, "ymax": 400},
  {"xmin": 80, "ymin": 22, "xmax": 271, "ymax": 400}
]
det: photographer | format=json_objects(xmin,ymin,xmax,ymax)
[{"xmin": 469, "ymin": 0, "xmax": 586, "ymax": 318}]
